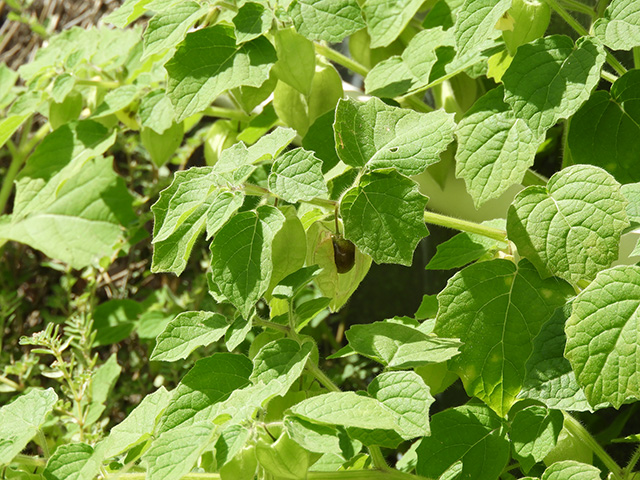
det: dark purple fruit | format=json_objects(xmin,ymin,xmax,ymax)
[{"xmin": 332, "ymin": 235, "xmax": 356, "ymax": 274}]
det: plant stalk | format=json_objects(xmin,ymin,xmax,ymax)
[
  {"xmin": 559, "ymin": 0, "xmax": 596, "ymax": 17},
  {"xmin": 315, "ymin": 43, "xmax": 369, "ymax": 78},
  {"xmin": 243, "ymin": 183, "xmax": 337, "ymax": 209},
  {"xmin": 202, "ymin": 106, "xmax": 251, "ymax": 122},
  {"xmin": 423, "ymin": 211, "xmax": 508, "ymax": 242}
]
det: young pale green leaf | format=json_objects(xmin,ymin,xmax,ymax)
[
  {"xmin": 416, "ymin": 404, "xmax": 509, "ymax": 480},
  {"xmin": 340, "ymin": 170, "xmax": 429, "ymax": 265},
  {"xmin": 150, "ymin": 312, "xmax": 229, "ymax": 362},
  {"xmin": 368, "ymin": 371, "xmax": 434, "ymax": 438},
  {"xmin": 215, "ymin": 424, "xmax": 251, "ymax": 470},
  {"xmin": 166, "ymin": 25, "xmax": 276, "ymax": 122},
  {"xmin": 622, "ymin": 183, "xmax": 640, "ymax": 226},
  {"xmin": 0, "ymin": 115, "xmax": 29, "ymax": 150},
  {"xmin": 306, "ymin": 221, "xmax": 372, "ymax": 312},
  {"xmin": 518, "ymin": 304, "xmax": 593, "ymax": 412},
  {"xmin": 255, "ymin": 432, "xmax": 310, "ymax": 480},
  {"xmin": 454, "ymin": 0, "xmax": 511, "ymax": 57},
  {"xmin": 565, "ymin": 265, "xmax": 640, "ymax": 408},
  {"xmin": 143, "ymin": 424, "xmax": 215, "ymax": 480},
  {"xmin": 50, "ymin": 73, "xmax": 75, "ymax": 103},
  {"xmin": 502, "ymin": 35, "xmax": 606, "ymax": 135},
  {"xmin": 139, "ymin": 90, "xmax": 176, "ymax": 134},
  {"xmin": 43, "ymin": 443, "xmax": 103, "ymax": 480},
  {"xmin": 250, "ymin": 339, "xmax": 313, "ymax": 389},
  {"xmin": 103, "ymin": 0, "xmax": 152, "ymax": 27},
  {"xmin": 267, "ymin": 207, "xmax": 307, "ymax": 296},
  {"xmin": 344, "ymin": 320, "xmax": 461, "ymax": 368},
  {"xmin": 455, "ymin": 86, "xmax": 543, "ymax": 207},
  {"xmin": 102, "ymin": 387, "xmax": 172, "ymax": 458},
  {"xmin": 0, "ymin": 156, "xmax": 135, "ymax": 269},
  {"xmin": 272, "ymin": 27, "xmax": 316, "ymax": 96},
  {"xmin": 362, "ymin": 0, "xmax": 424, "ymax": 48},
  {"xmin": 268, "ymin": 148, "xmax": 328, "ymax": 203},
  {"xmin": 568, "ymin": 70, "xmax": 640, "ymax": 183},
  {"xmin": 285, "ymin": 417, "xmax": 361, "ymax": 459},
  {"xmin": 334, "ymin": 97, "xmax": 455, "ymax": 176},
  {"xmin": 90, "ymin": 85, "xmax": 139, "ymax": 118},
  {"xmin": 541, "ymin": 460, "xmax": 602, "ymax": 480},
  {"xmin": 593, "ymin": 0, "xmax": 640, "ymax": 51},
  {"xmin": 205, "ymin": 191, "xmax": 246, "ymax": 239},
  {"xmin": 0, "ymin": 388, "xmax": 57, "ymax": 464},
  {"xmin": 503, "ymin": 0, "xmax": 551, "ymax": 54},
  {"xmin": 364, "ymin": 27, "xmax": 455, "ymax": 98},
  {"xmin": 510, "ymin": 405, "xmax": 563, "ymax": 473},
  {"xmin": 233, "ymin": 2, "xmax": 273, "ymax": 44},
  {"xmin": 435, "ymin": 259, "xmax": 573, "ymax": 416},
  {"xmin": 157, "ymin": 353, "xmax": 253, "ymax": 434},
  {"xmin": 210, "ymin": 206, "xmax": 286, "ymax": 318},
  {"xmin": 142, "ymin": 1, "xmax": 207, "ymax": 60},
  {"xmin": 85, "ymin": 354, "xmax": 121, "ymax": 426},
  {"xmin": 507, "ymin": 165, "xmax": 629, "ymax": 285},
  {"xmin": 289, "ymin": 0, "xmax": 365, "ymax": 43}
]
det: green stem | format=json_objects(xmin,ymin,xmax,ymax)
[
  {"xmin": 10, "ymin": 454, "xmax": 47, "ymax": 468},
  {"xmin": 315, "ymin": 43, "xmax": 369, "ymax": 77},
  {"xmin": 625, "ymin": 447, "xmax": 640, "ymax": 479},
  {"xmin": 0, "ymin": 374, "xmax": 21, "ymax": 391},
  {"xmin": 522, "ymin": 169, "xmax": 548, "ymax": 187},
  {"xmin": 401, "ymin": 95, "xmax": 434, "ymax": 113},
  {"xmin": 559, "ymin": 0, "xmax": 596, "ymax": 17},
  {"xmin": 633, "ymin": 47, "xmax": 640, "ymax": 70},
  {"xmin": 423, "ymin": 210, "xmax": 508, "ymax": 242},
  {"xmin": 253, "ymin": 317, "xmax": 290, "ymax": 333},
  {"xmin": 75, "ymin": 78, "xmax": 120, "ymax": 89},
  {"xmin": 601, "ymin": 69, "xmax": 619, "ymax": 84},
  {"xmin": 202, "ymin": 106, "xmax": 251, "ymax": 122},
  {"xmin": 306, "ymin": 360, "xmax": 341, "ymax": 393},
  {"xmin": 605, "ymin": 51, "xmax": 628, "ymax": 77},
  {"xmin": 368, "ymin": 445, "xmax": 391, "ymax": 471},
  {"xmin": 243, "ymin": 183, "xmax": 337, "ymax": 209},
  {"xmin": 563, "ymin": 412, "xmax": 624, "ymax": 480}
]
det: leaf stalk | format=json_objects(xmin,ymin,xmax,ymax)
[{"xmin": 423, "ymin": 211, "xmax": 508, "ymax": 243}]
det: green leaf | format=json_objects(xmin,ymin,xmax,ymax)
[
  {"xmin": 85, "ymin": 354, "xmax": 121, "ymax": 426},
  {"xmin": 455, "ymin": 86, "xmax": 543, "ymax": 207},
  {"xmin": 416, "ymin": 404, "xmax": 509, "ymax": 480},
  {"xmin": 210, "ymin": 206, "xmax": 286, "ymax": 318},
  {"xmin": 139, "ymin": 90, "xmax": 176, "ymax": 135},
  {"xmin": 141, "ymin": 122, "xmax": 184, "ymax": 167},
  {"xmin": 43, "ymin": 443, "xmax": 102, "ymax": 480},
  {"xmin": 434, "ymin": 259, "xmax": 573, "ymax": 416},
  {"xmin": 0, "ymin": 389, "xmax": 57, "ymax": 464},
  {"xmin": 103, "ymin": 387, "xmax": 172, "ymax": 458},
  {"xmin": 510, "ymin": 405, "xmax": 563, "ymax": 473},
  {"xmin": 0, "ymin": 115, "xmax": 29, "ymax": 151},
  {"xmin": 215, "ymin": 424, "xmax": 251, "ymax": 470},
  {"xmin": 157, "ymin": 353, "xmax": 253, "ymax": 434},
  {"xmin": 268, "ymin": 148, "xmax": 328, "ymax": 203},
  {"xmin": 507, "ymin": 165, "xmax": 629, "ymax": 285},
  {"xmin": 285, "ymin": 417, "xmax": 360, "ymax": 459},
  {"xmin": 518, "ymin": 303, "xmax": 593, "ymax": 412},
  {"xmin": 502, "ymin": 35, "xmax": 606, "ymax": 135},
  {"xmin": 541, "ymin": 460, "xmax": 601, "ymax": 480},
  {"xmin": 593, "ymin": 0, "xmax": 640, "ymax": 51},
  {"xmin": 334, "ymin": 97, "xmax": 455, "ymax": 176},
  {"xmin": 272, "ymin": 265, "xmax": 322, "ymax": 300},
  {"xmin": 272, "ymin": 27, "xmax": 316, "ymax": 95},
  {"xmin": 568, "ymin": 70, "xmax": 640, "ymax": 183},
  {"xmin": 103, "ymin": 0, "xmax": 152, "ymax": 27},
  {"xmin": 454, "ymin": 0, "xmax": 511, "ymax": 56},
  {"xmin": 142, "ymin": 1, "xmax": 207, "ymax": 60},
  {"xmin": 92, "ymin": 300, "xmax": 140, "ymax": 346},
  {"xmin": 50, "ymin": 73, "xmax": 75, "ymax": 103},
  {"xmin": 256, "ymin": 432, "xmax": 310, "ymax": 480},
  {"xmin": 225, "ymin": 315, "xmax": 253, "ymax": 352},
  {"xmin": 340, "ymin": 170, "xmax": 429, "ymax": 265},
  {"xmin": 344, "ymin": 319, "xmax": 461, "ymax": 368},
  {"xmin": 364, "ymin": 27, "xmax": 455, "ymax": 98},
  {"xmin": 565, "ymin": 265, "xmax": 640, "ymax": 408},
  {"xmin": 362, "ymin": 0, "xmax": 424, "ymax": 48},
  {"xmin": 233, "ymin": 2, "xmax": 273, "ymax": 44},
  {"xmin": 166, "ymin": 25, "xmax": 277, "ymax": 122},
  {"xmin": 90, "ymin": 85, "xmax": 139, "ymax": 119},
  {"xmin": 151, "ymin": 312, "xmax": 229, "ymax": 362},
  {"xmin": 267, "ymin": 208, "xmax": 308, "ymax": 296},
  {"xmin": 368, "ymin": 371, "xmax": 434, "ymax": 438},
  {"xmin": 622, "ymin": 182, "xmax": 640, "ymax": 226},
  {"xmin": 143, "ymin": 424, "xmax": 215, "ymax": 480},
  {"xmin": 289, "ymin": 0, "xmax": 365, "ymax": 43}
]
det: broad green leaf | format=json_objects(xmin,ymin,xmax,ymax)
[
  {"xmin": 103, "ymin": 387, "xmax": 172, "ymax": 458},
  {"xmin": 565, "ymin": 265, "xmax": 640, "ymax": 408},
  {"xmin": 306, "ymin": 221, "xmax": 372, "ymax": 312},
  {"xmin": 455, "ymin": 86, "xmax": 543, "ymax": 207},
  {"xmin": 157, "ymin": 353, "xmax": 253, "ymax": 433},
  {"xmin": 256, "ymin": 432, "xmax": 310, "ymax": 480},
  {"xmin": 139, "ymin": 90, "xmax": 176, "ymax": 134},
  {"xmin": 272, "ymin": 27, "xmax": 316, "ymax": 95},
  {"xmin": 268, "ymin": 148, "xmax": 328, "ymax": 203},
  {"xmin": 510, "ymin": 405, "xmax": 563, "ymax": 473},
  {"xmin": 289, "ymin": 0, "xmax": 365, "ymax": 43},
  {"xmin": 267, "ymin": 207, "xmax": 307, "ymax": 296},
  {"xmin": 103, "ymin": 0, "xmax": 152, "ymax": 27},
  {"xmin": 340, "ymin": 170, "xmax": 429, "ymax": 265},
  {"xmin": 143, "ymin": 424, "xmax": 215, "ymax": 480},
  {"xmin": 1, "ymin": 156, "xmax": 134, "ymax": 269},
  {"xmin": 507, "ymin": 165, "xmax": 629, "ymax": 285},
  {"xmin": 426, "ymin": 221, "xmax": 508, "ymax": 270},
  {"xmin": 502, "ymin": 35, "xmax": 606, "ymax": 135},
  {"xmin": 568, "ymin": 70, "xmax": 640, "ymax": 183},
  {"xmin": 345, "ymin": 427, "xmax": 404, "ymax": 448},
  {"xmin": 233, "ymin": 2, "xmax": 273, "ymax": 44},
  {"xmin": 518, "ymin": 304, "xmax": 593, "ymax": 412},
  {"xmin": 364, "ymin": 27, "xmax": 455, "ymax": 98},
  {"xmin": 362, "ymin": 0, "xmax": 424, "ymax": 48},
  {"xmin": 344, "ymin": 320, "xmax": 461, "ymax": 368},
  {"xmin": 0, "ymin": 115, "xmax": 29, "ymax": 151},
  {"xmin": 622, "ymin": 183, "xmax": 640, "ymax": 226},
  {"xmin": 541, "ymin": 460, "xmax": 601, "ymax": 480},
  {"xmin": 215, "ymin": 424, "xmax": 250, "ymax": 470},
  {"xmin": 85, "ymin": 354, "xmax": 121, "ymax": 426},
  {"xmin": 141, "ymin": 122, "xmax": 184, "ymax": 167},
  {"xmin": 434, "ymin": 259, "xmax": 573, "ymax": 416},
  {"xmin": 416, "ymin": 404, "xmax": 509, "ymax": 480},
  {"xmin": 0, "ymin": 389, "xmax": 57, "ymax": 464},
  {"xmin": 90, "ymin": 85, "xmax": 139, "ymax": 118},
  {"xmin": 334, "ymin": 97, "xmax": 455, "ymax": 176},
  {"xmin": 454, "ymin": 0, "xmax": 511, "ymax": 56},
  {"xmin": 285, "ymin": 417, "xmax": 361, "ymax": 459},
  {"xmin": 368, "ymin": 371, "xmax": 434, "ymax": 438},
  {"xmin": 92, "ymin": 300, "xmax": 140, "ymax": 346},
  {"xmin": 166, "ymin": 25, "xmax": 277, "ymax": 122},
  {"xmin": 225, "ymin": 315, "xmax": 253, "ymax": 352},
  {"xmin": 151, "ymin": 312, "xmax": 229, "ymax": 362},
  {"xmin": 0, "ymin": 63, "xmax": 18, "ymax": 109},
  {"xmin": 210, "ymin": 206, "xmax": 285, "ymax": 318},
  {"xmin": 50, "ymin": 73, "xmax": 75, "ymax": 103},
  {"xmin": 43, "ymin": 443, "xmax": 102, "ymax": 480},
  {"xmin": 142, "ymin": 1, "xmax": 207, "ymax": 60},
  {"xmin": 593, "ymin": 0, "xmax": 640, "ymax": 51}
]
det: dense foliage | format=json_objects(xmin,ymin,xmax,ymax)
[{"xmin": 2, "ymin": 0, "xmax": 640, "ymax": 479}]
